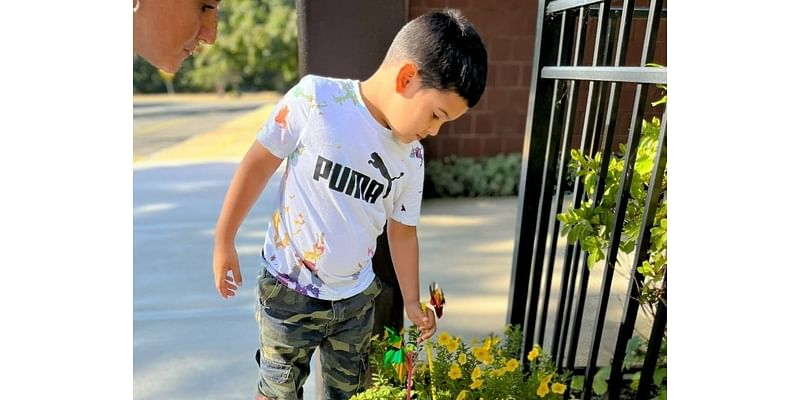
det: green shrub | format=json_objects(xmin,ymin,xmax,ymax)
[{"xmin": 424, "ymin": 153, "xmax": 521, "ymax": 198}]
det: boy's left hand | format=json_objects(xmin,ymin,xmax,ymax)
[{"xmin": 405, "ymin": 300, "xmax": 437, "ymax": 342}]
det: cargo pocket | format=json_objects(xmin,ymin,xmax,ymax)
[
  {"xmin": 257, "ymin": 269, "xmax": 283, "ymax": 306},
  {"xmin": 259, "ymin": 357, "xmax": 293, "ymax": 385}
]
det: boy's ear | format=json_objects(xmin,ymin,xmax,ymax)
[{"xmin": 395, "ymin": 63, "xmax": 418, "ymax": 94}]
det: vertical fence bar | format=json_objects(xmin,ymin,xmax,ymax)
[
  {"xmin": 558, "ymin": 8, "xmax": 617, "ymax": 371},
  {"xmin": 508, "ymin": 0, "xmax": 562, "ymax": 329},
  {"xmin": 508, "ymin": 0, "xmax": 561, "ymax": 328},
  {"xmin": 607, "ymin": 1, "xmax": 664, "ymax": 396},
  {"xmin": 582, "ymin": 66, "xmax": 656, "ymax": 400},
  {"xmin": 539, "ymin": 5, "xmax": 589, "ymax": 351},
  {"xmin": 521, "ymin": 9, "xmax": 576, "ymax": 362},
  {"xmin": 608, "ymin": 106, "xmax": 666, "ymax": 397},
  {"xmin": 636, "ymin": 270, "xmax": 667, "ymax": 400},
  {"xmin": 553, "ymin": 1, "xmax": 612, "ymax": 369},
  {"xmin": 581, "ymin": 1, "xmax": 648, "ymax": 397},
  {"xmin": 566, "ymin": 0, "xmax": 635, "ymax": 372}
]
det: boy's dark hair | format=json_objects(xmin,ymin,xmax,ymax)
[{"xmin": 383, "ymin": 9, "xmax": 488, "ymax": 108}]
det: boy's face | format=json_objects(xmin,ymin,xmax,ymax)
[{"xmin": 384, "ymin": 63, "xmax": 469, "ymax": 144}]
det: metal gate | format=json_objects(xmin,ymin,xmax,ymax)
[{"xmin": 507, "ymin": 0, "xmax": 667, "ymax": 398}]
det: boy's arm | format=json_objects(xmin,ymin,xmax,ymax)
[
  {"xmin": 213, "ymin": 141, "xmax": 283, "ymax": 299},
  {"xmin": 387, "ymin": 218, "xmax": 436, "ymax": 341}
]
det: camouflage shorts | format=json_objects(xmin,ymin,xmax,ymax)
[{"xmin": 254, "ymin": 267, "xmax": 382, "ymax": 400}]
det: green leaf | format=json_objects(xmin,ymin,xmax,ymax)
[
  {"xmin": 588, "ymin": 252, "xmax": 598, "ymax": 268},
  {"xmin": 592, "ymin": 366, "xmax": 611, "ymax": 395},
  {"xmin": 571, "ymin": 375, "xmax": 585, "ymax": 390},
  {"xmin": 654, "ymin": 367, "xmax": 667, "ymax": 386},
  {"xmin": 621, "ymin": 239, "xmax": 636, "ymax": 254},
  {"xmin": 629, "ymin": 372, "xmax": 641, "ymax": 390},
  {"xmin": 624, "ymin": 336, "xmax": 643, "ymax": 369},
  {"xmin": 567, "ymin": 226, "xmax": 579, "ymax": 244}
]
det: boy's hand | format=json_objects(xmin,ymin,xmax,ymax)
[
  {"xmin": 213, "ymin": 243, "xmax": 242, "ymax": 299},
  {"xmin": 405, "ymin": 300, "xmax": 437, "ymax": 342}
]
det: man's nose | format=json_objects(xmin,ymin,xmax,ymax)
[
  {"xmin": 198, "ymin": 14, "xmax": 218, "ymax": 44},
  {"xmin": 428, "ymin": 125, "xmax": 442, "ymax": 137}
]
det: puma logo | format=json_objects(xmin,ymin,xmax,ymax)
[{"xmin": 368, "ymin": 152, "xmax": 404, "ymax": 198}]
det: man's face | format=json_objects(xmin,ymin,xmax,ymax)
[{"xmin": 134, "ymin": 0, "xmax": 220, "ymax": 73}]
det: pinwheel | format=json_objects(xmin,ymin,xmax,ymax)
[
  {"xmin": 382, "ymin": 282, "xmax": 447, "ymax": 400},
  {"xmin": 422, "ymin": 282, "xmax": 446, "ymax": 400}
]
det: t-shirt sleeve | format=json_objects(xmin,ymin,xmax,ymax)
[
  {"xmin": 255, "ymin": 76, "xmax": 313, "ymax": 158},
  {"xmin": 391, "ymin": 146, "xmax": 425, "ymax": 226}
]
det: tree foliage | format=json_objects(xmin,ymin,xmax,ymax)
[{"xmin": 133, "ymin": 0, "xmax": 298, "ymax": 94}]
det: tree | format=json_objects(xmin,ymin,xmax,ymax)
[{"xmin": 186, "ymin": 0, "xmax": 299, "ymax": 94}]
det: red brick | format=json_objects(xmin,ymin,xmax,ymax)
[
  {"xmin": 450, "ymin": 113, "xmax": 474, "ymax": 135},
  {"xmin": 440, "ymin": 137, "xmax": 461, "ymax": 158},
  {"xmin": 521, "ymin": 63, "xmax": 533, "ymax": 87},
  {"xmin": 486, "ymin": 87, "xmax": 512, "ymax": 109},
  {"xmin": 409, "ymin": 7, "xmax": 426, "ymax": 19},
  {"xmin": 460, "ymin": 138, "xmax": 483, "ymax": 157},
  {"xmin": 486, "ymin": 64, "xmax": 499, "ymax": 87},
  {"xmin": 496, "ymin": 108, "xmax": 520, "ymax": 134},
  {"xmin": 497, "ymin": 64, "xmax": 520, "ymax": 87},
  {"xmin": 509, "ymin": 88, "xmax": 531, "ymax": 113},
  {"xmin": 424, "ymin": 0, "xmax": 447, "ymax": 8},
  {"xmin": 490, "ymin": 37, "xmax": 512, "ymax": 62},
  {"xmin": 468, "ymin": 13, "xmax": 492, "ymax": 34},
  {"xmin": 424, "ymin": 140, "xmax": 440, "ymax": 159},
  {"xmin": 502, "ymin": 136, "xmax": 524, "ymax": 153},
  {"xmin": 512, "ymin": 37, "xmax": 535, "ymax": 62},
  {"xmin": 438, "ymin": 123, "xmax": 453, "ymax": 137},
  {"xmin": 482, "ymin": 136, "xmax": 503, "ymax": 156},
  {"xmin": 447, "ymin": 0, "xmax": 471, "ymax": 9},
  {"xmin": 473, "ymin": 94, "xmax": 490, "ymax": 111},
  {"xmin": 474, "ymin": 113, "xmax": 496, "ymax": 134}
]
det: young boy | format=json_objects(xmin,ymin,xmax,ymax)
[{"xmin": 212, "ymin": 8, "xmax": 487, "ymax": 400}]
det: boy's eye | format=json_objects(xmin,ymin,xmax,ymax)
[
  {"xmin": 202, "ymin": 4, "xmax": 216, "ymax": 12},
  {"xmin": 432, "ymin": 114, "xmax": 439, "ymax": 120}
]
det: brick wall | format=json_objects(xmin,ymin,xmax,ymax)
[{"xmin": 410, "ymin": 0, "xmax": 667, "ymax": 161}]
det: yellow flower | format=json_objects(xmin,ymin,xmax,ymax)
[
  {"xmin": 473, "ymin": 347, "xmax": 493, "ymax": 364},
  {"xmin": 527, "ymin": 346, "xmax": 541, "ymax": 362},
  {"xmin": 458, "ymin": 353, "xmax": 468, "ymax": 365},
  {"xmin": 471, "ymin": 366, "xmax": 483, "ymax": 381},
  {"xmin": 542, "ymin": 373, "xmax": 554, "ymax": 385},
  {"xmin": 489, "ymin": 368, "xmax": 506, "ymax": 378},
  {"xmin": 448, "ymin": 364, "xmax": 463, "ymax": 380},
  {"xmin": 438, "ymin": 332, "xmax": 453, "ymax": 346},
  {"xmin": 456, "ymin": 390, "xmax": 469, "ymax": 400},
  {"xmin": 552, "ymin": 382, "xmax": 567, "ymax": 394},
  {"xmin": 506, "ymin": 358, "xmax": 519, "ymax": 372},
  {"xmin": 445, "ymin": 337, "xmax": 460, "ymax": 353},
  {"xmin": 480, "ymin": 336, "xmax": 500, "ymax": 351},
  {"xmin": 536, "ymin": 381, "xmax": 550, "ymax": 397},
  {"xmin": 469, "ymin": 378, "xmax": 484, "ymax": 390}
]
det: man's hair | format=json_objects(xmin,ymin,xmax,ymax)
[{"xmin": 383, "ymin": 9, "xmax": 488, "ymax": 108}]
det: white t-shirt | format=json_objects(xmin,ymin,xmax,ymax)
[{"xmin": 256, "ymin": 75, "xmax": 425, "ymax": 300}]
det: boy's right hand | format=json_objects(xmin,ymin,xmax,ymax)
[{"xmin": 213, "ymin": 243, "xmax": 242, "ymax": 299}]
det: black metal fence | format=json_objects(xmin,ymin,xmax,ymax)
[{"xmin": 507, "ymin": 0, "xmax": 667, "ymax": 398}]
